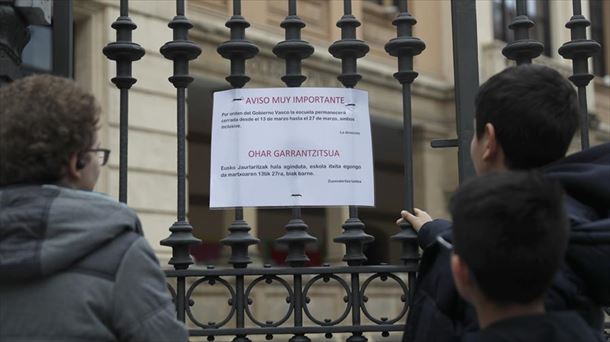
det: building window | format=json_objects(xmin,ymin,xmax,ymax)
[
  {"xmin": 493, "ymin": 0, "xmax": 552, "ymax": 57},
  {"xmin": 589, "ymin": 0, "xmax": 607, "ymax": 77}
]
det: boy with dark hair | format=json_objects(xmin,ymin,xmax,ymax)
[
  {"xmin": 0, "ymin": 75, "xmax": 188, "ymax": 342},
  {"xmin": 449, "ymin": 172, "xmax": 603, "ymax": 342},
  {"xmin": 400, "ymin": 64, "xmax": 610, "ymax": 341}
]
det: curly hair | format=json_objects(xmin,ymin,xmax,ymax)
[{"xmin": 0, "ymin": 75, "xmax": 100, "ymax": 186}]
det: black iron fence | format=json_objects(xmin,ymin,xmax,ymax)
[
  {"xmin": 99, "ymin": 0, "xmax": 602, "ymax": 340},
  {"xmin": 0, "ymin": 0, "xmax": 603, "ymax": 340}
]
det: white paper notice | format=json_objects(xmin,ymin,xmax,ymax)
[{"xmin": 209, "ymin": 87, "xmax": 374, "ymax": 208}]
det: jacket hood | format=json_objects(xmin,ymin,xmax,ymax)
[
  {"xmin": 545, "ymin": 142, "xmax": 610, "ymax": 221},
  {"xmin": 0, "ymin": 185, "xmax": 141, "ymax": 280},
  {"xmin": 545, "ymin": 142, "xmax": 610, "ymax": 306}
]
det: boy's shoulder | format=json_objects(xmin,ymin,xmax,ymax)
[{"xmin": 462, "ymin": 312, "xmax": 604, "ymax": 342}]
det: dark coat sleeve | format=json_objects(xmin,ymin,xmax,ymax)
[
  {"xmin": 404, "ymin": 221, "xmax": 479, "ymax": 342},
  {"xmin": 417, "ymin": 219, "xmax": 453, "ymax": 249}
]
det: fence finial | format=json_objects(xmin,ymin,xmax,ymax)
[
  {"xmin": 501, "ymin": 0, "xmax": 543, "ymax": 64},
  {"xmin": 272, "ymin": 0, "xmax": 314, "ymax": 87},
  {"xmin": 217, "ymin": 0, "xmax": 259, "ymax": 88},
  {"xmin": 558, "ymin": 0, "xmax": 601, "ymax": 150}
]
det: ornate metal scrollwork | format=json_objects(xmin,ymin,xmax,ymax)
[
  {"xmin": 244, "ymin": 275, "xmax": 294, "ymax": 327},
  {"xmin": 360, "ymin": 273, "xmax": 409, "ymax": 325},
  {"xmin": 167, "ymin": 283, "xmax": 177, "ymax": 304},
  {"xmin": 185, "ymin": 276, "xmax": 237, "ymax": 329},
  {"xmin": 302, "ymin": 274, "xmax": 352, "ymax": 326}
]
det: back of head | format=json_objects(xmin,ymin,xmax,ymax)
[
  {"xmin": 0, "ymin": 75, "xmax": 99, "ymax": 186},
  {"xmin": 450, "ymin": 172, "xmax": 569, "ymax": 305},
  {"xmin": 475, "ymin": 64, "xmax": 578, "ymax": 169}
]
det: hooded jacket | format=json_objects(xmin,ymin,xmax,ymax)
[
  {"xmin": 462, "ymin": 312, "xmax": 604, "ymax": 342},
  {"xmin": 0, "ymin": 185, "xmax": 188, "ymax": 342},
  {"xmin": 403, "ymin": 142, "xmax": 610, "ymax": 342}
]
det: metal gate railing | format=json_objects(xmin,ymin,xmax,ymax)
[{"xmin": 100, "ymin": 0, "xmax": 600, "ymax": 340}]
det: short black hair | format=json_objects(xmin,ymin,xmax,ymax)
[
  {"xmin": 450, "ymin": 172, "xmax": 568, "ymax": 305},
  {"xmin": 0, "ymin": 75, "xmax": 99, "ymax": 186},
  {"xmin": 475, "ymin": 64, "xmax": 578, "ymax": 169}
]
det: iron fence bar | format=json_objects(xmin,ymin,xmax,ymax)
[
  {"xmin": 430, "ymin": 139, "xmax": 458, "ymax": 148},
  {"xmin": 502, "ymin": 0, "xmax": 543, "ymax": 65},
  {"xmin": 272, "ymin": 2, "xmax": 316, "ymax": 340},
  {"xmin": 187, "ymin": 324, "xmax": 407, "ymax": 337},
  {"xmin": 558, "ymin": 0, "xmax": 600, "ymax": 150},
  {"xmin": 176, "ymin": 276, "xmax": 187, "ymax": 322},
  {"xmin": 234, "ymin": 275, "xmax": 247, "ymax": 341},
  {"xmin": 384, "ymin": 0, "xmax": 425, "ymax": 306},
  {"xmin": 217, "ymin": 1, "xmax": 260, "ymax": 340},
  {"xmin": 159, "ymin": 0, "xmax": 202, "ymax": 322},
  {"xmin": 449, "ymin": 0, "xmax": 478, "ymax": 182},
  {"xmin": 166, "ymin": 264, "xmax": 416, "ymax": 277},
  {"xmin": 328, "ymin": 1, "xmax": 372, "ymax": 340},
  {"xmin": 102, "ymin": 0, "xmax": 144, "ymax": 204},
  {"xmin": 118, "ymin": 88, "xmax": 128, "ymax": 202}
]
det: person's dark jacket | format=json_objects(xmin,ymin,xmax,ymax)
[
  {"xmin": 462, "ymin": 312, "xmax": 604, "ymax": 342},
  {"xmin": 0, "ymin": 185, "xmax": 188, "ymax": 342},
  {"xmin": 403, "ymin": 142, "xmax": 610, "ymax": 342}
]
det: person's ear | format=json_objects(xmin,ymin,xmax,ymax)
[
  {"xmin": 66, "ymin": 153, "xmax": 83, "ymax": 182},
  {"xmin": 451, "ymin": 253, "xmax": 475, "ymax": 303},
  {"xmin": 481, "ymin": 123, "xmax": 498, "ymax": 162}
]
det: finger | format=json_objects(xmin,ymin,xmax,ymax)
[
  {"xmin": 413, "ymin": 208, "xmax": 430, "ymax": 218},
  {"xmin": 396, "ymin": 217, "xmax": 404, "ymax": 225},
  {"xmin": 401, "ymin": 210, "xmax": 414, "ymax": 219},
  {"xmin": 401, "ymin": 211, "xmax": 419, "ymax": 225}
]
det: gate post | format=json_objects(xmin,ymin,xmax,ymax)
[
  {"xmin": 429, "ymin": 0, "xmax": 478, "ymax": 181},
  {"xmin": 449, "ymin": 0, "xmax": 478, "ymax": 181}
]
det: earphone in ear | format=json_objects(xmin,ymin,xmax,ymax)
[{"xmin": 76, "ymin": 158, "xmax": 86, "ymax": 170}]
